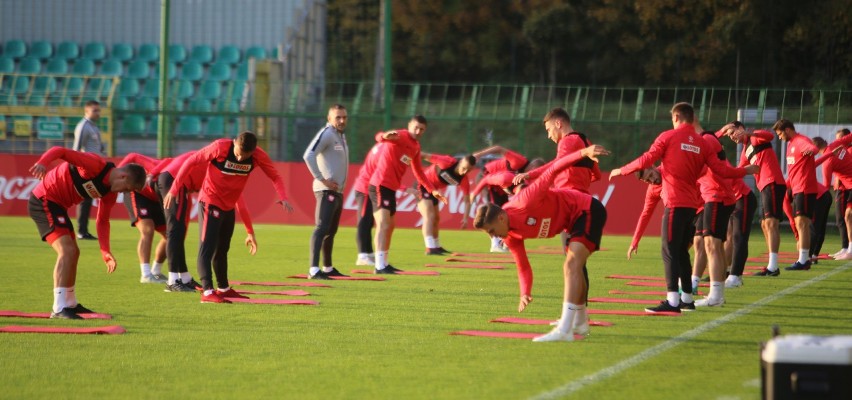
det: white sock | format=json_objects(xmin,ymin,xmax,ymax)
[
  {"xmin": 556, "ymin": 302, "xmax": 581, "ymax": 333},
  {"xmin": 434, "ymin": 237, "xmax": 441, "ymax": 247},
  {"xmin": 168, "ymin": 272, "xmax": 180, "ymax": 285},
  {"xmin": 798, "ymin": 249, "xmax": 809, "ymax": 264},
  {"xmin": 425, "ymin": 236, "xmax": 437, "ymax": 248},
  {"xmin": 65, "ymin": 286, "xmax": 78, "ymax": 308},
  {"xmin": 151, "ymin": 262, "xmax": 163, "ymax": 275},
  {"xmin": 322, "ymin": 266, "xmax": 334, "ymax": 273},
  {"xmin": 140, "ymin": 263, "xmax": 151, "ymax": 277},
  {"xmin": 491, "ymin": 236, "xmax": 502, "ymax": 247},
  {"xmin": 666, "ymin": 291, "xmax": 680, "ymax": 307},
  {"xmin": 681, "ymin": 291, "xmax": 694, "ymax": 303},
  {"xmin": 691, "ymin": 275, "xmax": 700, "ymax": 294},
  {"xmin": 203, "ymin": 289, "xmax": 214, "ymax": 296},
  {"xmin": 217, "ymin": 287, "xmax": 229, "ymax": 292},
  {"xmin": 375, "ymin": 251, "xmax": 388, "ymax": 270},
  {"xmin": 767, "ymin": 253, "xmax": 779, "ymax": 271},
  {"xmin": 573, "ymin": 307, "xmax": 588, "ymax": 328},
  {"xmin": 309, "ymin": 266, "xmax": 320, "ymax": 275},
  {"xmin": 180, "ymin": 272, "xmax": 192, "ymax": 284},
  {"xmin": 847, "ymin": 244, "xmax": 852, "ymax": 252},
  {"xmin": 709, "ymin": 281, "xmax": 724, "ymax": 300},
  {"xmin": 53, "ymin": 287, "xmax": 68, "ymax": 313}
]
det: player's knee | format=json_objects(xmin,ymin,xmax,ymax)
[{"xmin": 59, "ymin": 242, "xmax": 80, "ymax": 260}]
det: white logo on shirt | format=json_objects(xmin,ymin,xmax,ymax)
[
  {"xmin": 224, "ymin": 160, "xmax": 251, "ymax": 172},
  {"xmin": 400, "ymin": 155, "xmax": 412, "ymax": 165},
  {"xmin": 786, "ymin": 156, "xmax": 796, "ymax": 164},
  {"xmin": 680, "ymin": 143, "xmax": 700, "ymax": 154},
  {"xmin": 81, "ymin": 181, "xmax": 102, "ymax": 198},
  {"xmin": 839, "ymin": 150, "xmax": 847, "ymax": 160},
  {"xmin": 537, "ymin": 218, "xmax": 551, "ymax": 238},
  {"xmin": 439, "ymin": 171, "xmax": 459, "ymax": 185},
  {"xmin": 57, "ymin": 216, "xmax": 66, "ymax": 224},
  {"xmin": 140, "ymin": 208, "xmax": 148, "ymax": 216},
  {"xmin": 526, "ymin": 217, "xmax": 536, "ymax": 226},
  {"xmin": 334, "ymin": 144, "xmax": 344, "ymax": 151}
]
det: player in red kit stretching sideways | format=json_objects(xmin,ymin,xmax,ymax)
[
  {"xmin": 474, "ymin": 144, "xmax": 610, "ymax": 342},
  {"xmin": 119, "ymin": 153, "xmax": 169, "ymax": 284},
  {"xmin": 163, "ymin": 132, "xmax": 293, "ymax": 303},
  {"xmin": 28, "ymin": 147, "xmax": 146, "ymax": 318},
  {"xmin": 417, "ymin": 152, "xmax": 477, "ymax": 255}
]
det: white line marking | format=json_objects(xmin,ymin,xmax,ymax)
[{"xmin": 529, "ymin": 264, "xmax": 850, "ymax": 400}]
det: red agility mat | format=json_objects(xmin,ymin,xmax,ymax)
[
  {"xmin": 287, "ymin": 274, "xmax": 386, "ymax": 281},
  {"xmin": 424, "ymin": 263, "xmax": 505, "ymax": 270},
  {"xmin": 444, "ymin": 257, "xmax": 511, "ymax": 264},
  {"xmin": 451, "ymin": 252, "xmax": 513, "ymax": 259},
  {"xmin": 587, "ymin": 309, "xmax": 681, "ymax": 317},
  {"xmin": 0, "ymin": 310, "xmax": 112, "ymax": 320},
  {"xmin": 350, "ymin": 269, "xmax": 440, "ymax": 276},
  {"xmin": 766, "ymin": 252, "xmax": 830, "ymax": 259},
  {"xmin": 589, "ymin": 297, "xmax": 660, "ymax": 305},
  {"xmin": 234, "ymin": 290, "xmax": 311, "ymax": 296},
  {"xmin": 0, "ymin": 325, "xmax": 126, "ymax": 334},
  {"xmin": 490, "ymin": 317, "xmax": 613, "ymax": 327},
  {"xmin": 606, "ymin": 275, "xmax": 666, "ymax": 281},
  {"xmin": 450, "ymin": 330, "xmax": 585, "ymax": 340},
  {"xmin": 747, "ymin": 257, "xmax": 796, "ymax": 263},
  {"xmin": 626, "ymin": 281, "xmax": 710, "ymax": 288},
  {"xmin": 608, "ymin": 290, "xmax": 704, "ymax": 296},
  {"xmin": 230, "ymin": 280, "xmax": 332, "ymax": 288},
  {"xmin": 227, "ymin": 298, "xmax": 318, "ymax": 305}
]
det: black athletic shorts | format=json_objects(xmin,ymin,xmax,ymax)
[
  {"xmin": 696, "ymin": 202, "xmax": 735, "ymax": 240},
  {"xmin": 418, "ymin": 185, "xmax": 439, "ymax": 206},
  {"xmin": 368, "ymin": 185, "xmax": 397, "ymax": 215},
  {"xmin": 792, "ymin": 192, "xmax": 817, "ymax": 220},
  {"xmin": 760, "ymin": 183, "xmax": 786, "ymax": 219},
  {"xmin": 28, "ymin": 194, "xmax": 74, "ymax": 241},
  {"xmin": 563, "ymin": 197, "xmax": 607, "ymax": 252},
  {"xmin": 123, "ymin": 191, "xmax": 166, "ymax": 228},
  {"xmin": 693, "ymin": 210, "xmax": 704, "ymax": 236},
  {"xmin": 843, "ymin": 189, "xmax": 852, "ymax": 209}
]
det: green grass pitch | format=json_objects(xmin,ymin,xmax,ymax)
[{"xmin": 0, "ymin": 216, "xmax": 849, "ymax": 399}]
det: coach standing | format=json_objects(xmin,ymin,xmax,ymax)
[
  {"xmin": 303, "ymin": 104, "xmax": 350, "ymax": 279},
  {"xmin": 71, "ymin": 100, "xmax": 104, "ymax": 240}
]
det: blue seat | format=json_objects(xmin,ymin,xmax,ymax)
[
  {"xmin": 236, "ymin": 62, "xmax": 249, "ymax": 80},
  {"xmin": 245, "ymin": 46, "xmax": 267, "ymax": 60},
  {"xmin": 208, "ymin": 62, "xmax": 232, "ymax": 81},
  {"xmin": 47, "ymin": 95, "xmax": 73, "ymax": 107},
  {"xmin": 190, "ymin": 45, "xmax": 214, "ymax": 64},
  {"xmin": 121, "ymin": 115, "xmax": 148, "ymax": 135},
  {"xmin": 188, "ymin": 98, "xmax": 212, "ymax": 112},
  {"xmin": 0, "ymin": 57, "xmax": 14, "ymax": 73},
  {"xmin": 86, "ymin": 78, "xmax": 113, "ymax": 98},
  {"xmin": 111, "ymin": 96, "xmax": 129, "ymax": 109},
  {"xmin": 137, "ymin": 44, "xmax": 159, "ymax": 63},
  {"xmin": 126, "ymin": 60, "xmax": 150, "ymax": 79},
  {"xmin": 152, "ymin": 62, "xmax": 177, "ymax": 80},
  {"xmin": 176, "ymin": 116, "xmax": 202, "ymax": 136},
  {"xmin": 11, "ymin": 76, "xmax": 31, "ymax": 95},
  {"xmin": 45, "ymin": 59, "xmax": 69, "ymax": 74},
  {"xmin": 99, "ymin": 59, "xmax": 123, "ymax": 76},
  {"xmin": 134, "ymin": 97, "xmax": 157, "ymax": 111},
  {"xmin": 198, "ymin": 81, "xmax": 221, "ymax": 100},
  {"xmin": 218, "ymin": 45, "xmax": 241, "ymax": 65},
  {"xmin": 118, "ymin": 79, "xmax": 140, "ymax": 98},
  {"xmin": 18, "ymin": 57, "xmax": 42, "ymax": 74},
  {"xmin": 33, "ymin": 76, "xmax": 57, "ymax": 95},
  {"xmin": 205, "ymin": 116, "xmax": 225, "ymax": 138},
  {"xmin": 3, "ymin": 40, "xmax": 27, "ymax": 60},
  {"xmin": 111, "ymin": 43, "xmax": 134, "ymax": 63},
  {"xmin": 64, "ymin": 77, "xmax": 85, "ymax": 95},
  {"xmin": 56, "ymin": 41, "xmax": 79, "ymax": 61},
  {"xmin": 71, "ymin": 59, "xmax": 96, "ymax": 75},
  {"xmin": 29, "ymin": 41, "xmax": 53, "ymax": 60},
  {"xmin": 171, "ymin": 80, "xmax": 194, "ymax": 99},
  {"xmin": 168, "ymin": 44, "xmax": 187, "ymax": 64},
  {"xmin": 179, "ymin": 61, "xmax": 203, "ymax": 81},
  {"xmin": 82, "ymin": 42, "xmax": 106, "ymax": 61}
]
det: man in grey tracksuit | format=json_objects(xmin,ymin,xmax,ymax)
[
  {"xmin": 71, "ymin": 100, "xmax": 105, "ymax": 240},
  {"xmin": 303, "ymin": 104, "xmax": 350, "ymax": 279}
]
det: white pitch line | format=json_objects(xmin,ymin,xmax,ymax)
[{"xmin": 529, "ymin": 264, "xmax": 851, "ymax": 400}]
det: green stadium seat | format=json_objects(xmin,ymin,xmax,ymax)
[
  {"xmin": 199, "ymin": 81, "xmax": 221, "ymax": 100},
  {"xmin": 152, "ymin": 63, "xmax": 176, "ymax": 80},
  {"xmin": 111, "ymin": 43, "xmax": 134, "ymax": 63},
  {"xmin": 51, "ymin": 95, "xmax": 73, "ymax": 107},
  {"xmin": 270, "ymin": 47, "xmax": 279, "ymax": 59},
  {"xmin": 245, "ymin": 46, "xmax": 267, "ymax": 60},
  {"xmin": 236, "ymin": 62, "xmax": 249, "ymax": 80},
  {"xmin": 218, "ymin": 99, "xmax": 240, "ymax": 112},
  {"xmin": 218, "ymin": 45, "xmax": 241, "ymax": 65},
  {"xmin": 126, "ymin": 60, "xmax": 150, "ymax": 79},
  {"xmin": 168, "ymin": 44, "xmax": 187, "ymax": 64},
  {"xmin": 45, "ymin": 59, "xmax": 68, "ymax": 74},
  {"xmin": 33, "ymin": 76, "xmax": 57, "ymax": 95},
  {"xmin": 190, "ymin": 45, "xmax": 214, "ymax": 64},
  {"xmin": 205, "ymin": 116, "xmax": 224, "ymax": 137},
  {"xmin": 11, "ymin": 76, "xmax": 30, "ymax": 95},
  {"xmin": 25, "ymin": 96, "xmax": 47, "ymax": 106},
  {"xmin": 142, "ymin": 80, "xmax": 160, "ymax": 98},
  {"xmin": 3, "ymin": 40, "xmax": 27, "ymax": 60},
  {"xmin": 134, "ymin": 97, "xmax": 157, "ymax": 111},
  {"xmin": 82, "ymin": 42, "xmax": 106, "ymax": 61},
  {"xmin": 71, "ymin": 59, "xmax": 95, "ymax": 75},
  {"xmin": 137, "ymin": 44, "xmax": 159, "ymax": 63},
  {"xmin": 223, "ymin": 80, "xmax": 245, "ymax": 99},
  {"xmin": 188, "ymin": 98, "xmax": 212, "ymax": 112},
  {"xmin": 176, "ymin": 116, "xmax": 202, "ymax": 136},
  {"xmin": 56, "ymin": 41, "xmax": 79, "ymax": 60},
  {"xmin": 111, "ymin": 96, "xmax": 129, "ymax": 109},
  {"xmin": 179, "ymin": 61, "xmax": 203, "ymax": 81},
  {"xmin": 99, "ymin": 59, "xmax": 123, "ymax": 76},
  {"xmin": 0, "ymin": 57, "xmax": 14, "ymax": 73},
  {"xmin": 118, "ymin": 79, "xmax": 140, "ymax": 98},
  {"xmin": 208, "ymin": 62, "xmax": 232, "ymax": 81},
  {"xmin": 86, "ymin": 78, "xmax": 113, "ymax": 97},
  {"xmin": 29, "ymin": 41, "xmax": 53, "ymax": 60},
  {"xmin": 18, "ymin": 57, "xmax": 42, "ymax": 74},
  {"xmin": 172, "ymin": 80, "xmax": 194, "ymax": 99},
  {"xmin": 0, "ymin": 94, "xmax": 18, "ymax": 105},
  {"xmin": 121, "ymin": 115, "xmax": 148, "ymax": 135},
  {"xmin": 164, "ymin": 98, "xmax": 185, "ymax": 112},
  {"xmin": 64, "ymin": 77, "xmax": 85, "ymax": 95}
]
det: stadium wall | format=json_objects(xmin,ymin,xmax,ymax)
[{"xmin": 0, "ymin": 153, "xmax": 658, "ymax": 236}]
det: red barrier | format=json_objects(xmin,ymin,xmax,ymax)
[{"xmin": 0, "ymin": 153, "xmax": 660, "ymax": 235}]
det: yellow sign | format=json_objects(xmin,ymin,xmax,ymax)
[{"xmin": 13, "ymin": 118, "xmax": 32, "ymax": 137}]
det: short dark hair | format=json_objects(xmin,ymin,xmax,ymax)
[
  {"xmin": 524, "ymin": 158, "xmax": 546, "ymax": 172},
  {"xmin": 329, "ymin": 103, "xmax": 346, "ymax": 112},
  {"xmin": 813, "ymin": 137, "xmax": 828, "ymax": 149},
  {"xmin": 772, "ymin": 119, "xmax": 795, "ymax": 132},
  {"xmin": 122, "ymin": 163, "xmax": 147, "ymax": 190},
  {"xmin": 473, "ymin": 203, "xmax": 504, "ymax": 230},
  {"xmin": 411, "ymin": 115, "xmax": 428, "ymax": 125},
  {"xmin": 543, "ymin": 107, "xmax": 571, "ymax": 124},
  {"xmin": 730, "ymin": 120, "xmax": 744, "ymax": 128},
  {"xmin": 671, "ymin": 102, "xmax": 694, "ymax": 123},
  {"xmin": 837, "ymin": 128, "xmax": 850, "ymax": 136},
  {"xmin": 236, "ymin": 131, "xmax": 258, "ymax": 152},
  {"xmin": 85, "ymin": 100, "xmax": 100, "ymax": 107},
  {"xmin": 463, "ymin": 154, "xmax": 476, "ymax": 165}
]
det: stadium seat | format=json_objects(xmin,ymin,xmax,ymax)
[
  {"xmin": 270, "ymin": 47, "xmax": 279, "ymax": 59},
  {"xmin": 18, "ymin": 57, "xmax": 42, "ymax": 74},
  {"xmin": 134, "ymin": 97, "xmax": 157, "ymax": 111},
  {"xmin": 56, "ymin": 41, "xmax": 79, "ymax": 60},
  {"xmin": 205, "ymin": 116, "xmax": 225, "ymax": 137},
  {"xmin": 121, "ymin": 115, "xmax": 148, "ymax": 135},
  {"xmin": 188, "ymin": 98, "xmax": 212, "ymax": 112},
  {"xmin": 64, "ymin": 77, "xmax": 85, "ymax": 95},
  {"xmin": 111, "ymin": 96, "xmax": 129, "ymax": 109},
  {"xmin": 71, "ymin": 59, "xmax": 95, "ymax": 75},
  {"xmin": 11, "ymin": 76, "xmax": 30, "ymax": 95},
  {"xmin": 137, "ymin": 44, "xmax": 159, "ymax": 63},
  {"xmin": 245, "ymin": 46, "xmax": 267, "ymax": 60},
  {"xmin": 224, "ymin": 80, "xmax": 246, "ymax": 98},
  {"xmin": 0, "ymin": 94, "xmax": 18, "ymax": 105},
  {"xmin": 142, "ymin": 80, "xmax": 161, "ymax": 98},
  {"xmin": 25, "ymin": 96, "xmax": 46, "ymax": 106},
  {"xmin": 50, "ymin": 95, "xmax": 73, "ymax": 107},
  {"xmin": 176, "ymin": 116, "xmax": 202, "ymax": 136},
  {"xmin": 111, "ymin": 43, "xmax": 134, "ymax": 63},
  {"xmin": 0, "ymin": 57, "xmax": 14, "ymax": 73},
  {"xmin": 152, "ymin": 62, "xmax": 176, "ymax": 80},
  {"xmin": 236, "ymin": 62, "xmax": 249, "ymax": 80},
  {"xmin": 168, "ymin": 44, "xmax": 187, "ymax": 64},
  {"xmin": 29, "ymin": 41, "xmax": 53, "ymax": 60},
  {"xmin": 179, "ymin": 61, "xmax": 203, "ymax": 81},
  {"xmin": 118, "ymin": 79, "xmax": 140, "ymax": 98},
  {"xmin": 199, "ymin": 81, "xmax": 221, "ymax": 100},
  {"xmin": 33, "ymin": 76, "xmax": 57, "ymax": 95},
  {"xmin": 126, "ymin": 60, "xmax": 150, "ymax": 79},
  {"xmin": 45, "ymin": 59, "xmax": 68, "ymax": 74},
  {"xmin": 190, "ymin": 45, "xmax": 214, "ymax": 64},
  {"xmin": 218, "ymin": 45, "xmax": 241, "ymax": 65},
  {"xmin": 208, "ymin": 62, "xmax": 232, "ymax": 81},
  {"xmin": 218, "ymin": 99, "xmax": 240, "ymax": 112},
  {"xmin": 82, "ymin": 42, "xmax": 106, "ymax": 61},
  {"xmin": 163, "ymin": 98, "xmax": 185, "ymax": 112},
  {"xmin": 99, "ymin": 59, "xmax": 123, "ymax": 76},
  {"xmin": 86, "ymin": 78, "xmax": 113, "ymax": 97},
  {"xmin": 172, "ymin": 80, "xmax": 194, "ymax": 99},
  {"xmin": 3, "ymin": 40, "xmax": 27, "ymax": 60}
]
